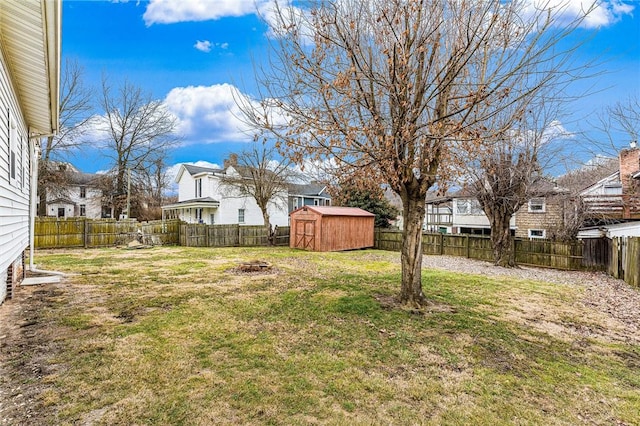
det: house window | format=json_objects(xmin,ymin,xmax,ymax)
[
  {"xmin": 238, "ymin": 208, "xmax": 245, "ymax": 223},
  {"xmin": 8, "ymin": 115, "xmax": 17, "ymax": 184},
  {"xmin": 80, "ymin": 204, "xmax": 86, "ymax": 217},
  {"xmin": 195, "ymin": 208, "xmax": 203, "ymax": 223},
  {"xmin": 314, "ymin": 198, "xmax": 319, "ymax": 206},
  {"xmin": 293, "ymin": 198, "xmax": 299, "ymax": 210},
  {"xmin": 528, "ymin": 198, "xmax": 545, "ymax": 213},
  {"xmin": 528, "ymin": 229, "xmax": 546, "ymax": 239},
  {"xmin": 210, "ymin": 214, "xmax": 215, "ymax": 225},
  {"xmin": 195, "ymin": 178, "xmax": 202, "ymax": 198},
  {"xmin": 80, "ymin": 186, "xmax": 86, "ymax": 198},
  {"xmin": 21, "ymin": 136, "xmax": 27, "ymax": 189},
  {"xmin": 604, "ymin": 184, "xmax": 622, "ymax": 195},
  {"xmin": 456, "ymin": 199, "xmax": 481, "ymax": 215}
]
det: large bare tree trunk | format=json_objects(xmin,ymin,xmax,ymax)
[
  {"xmin": 490, "ymin": 213, "xmax": 515, "ymax": 267},
  {"xmin": 400, "ymin": 193, "xmax": 427, "ymax": 306}
]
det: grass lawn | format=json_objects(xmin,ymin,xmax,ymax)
[{"xmin": 15, "ymin": 246, "xmax": 640, "ymax": 425}]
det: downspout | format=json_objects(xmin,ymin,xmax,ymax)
[{"xmin": 28, "ymin": 134, "xmax": 66, "ymax": 277}]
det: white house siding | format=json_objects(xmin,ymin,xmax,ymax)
[
  {"xmin": 167, "ymin": 165, "xmax": 289, "ymax": 227},
  {"xmin": 0, "ymin": 49, "xmax": 31, "ymax": 304},
  {"xmin": 46, "ymin": 187, "xmax": 103, "ymax": 218}
]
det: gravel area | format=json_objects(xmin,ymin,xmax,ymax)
[{"xmin": 422, "ymin": 255, "xmax": 640, "ymax": 343}]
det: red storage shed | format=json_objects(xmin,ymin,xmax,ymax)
[{"xmin": 289, "ymin": 206, "xmax": 375, "ymax": 252}]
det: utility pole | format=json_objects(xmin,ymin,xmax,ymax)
[{"xmin": 126, "ymin": 167, "xmax": 131, "ymax": 219}]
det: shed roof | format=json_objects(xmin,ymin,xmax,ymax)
[{"xmin": 291, "ymin": 206, "xmax": 374, "ymax": 217}]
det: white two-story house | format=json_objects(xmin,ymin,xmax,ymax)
[
  {"xmin": 43, "ymin": 163, "xmax": 105, "ymax": 219},
  {"xmin": 162, "ymin": 162, "xmax": 289, "ymax": 227}
]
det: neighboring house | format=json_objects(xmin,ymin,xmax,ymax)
[
  {"xmin": 579, "ymin": 145, "xmax": 640, "ymax": 221},
  {"xmin": 287, "ymin": 182, "xmax": 331, "ymax": 213},
  {"xmin": 578, "ymin": 221, "xmax": 640, "ymax": 239},
  {"xmin": 0, "ymin": 0, "xmax": 61, "ymax": 303},
  {"xmin": 425, "ymin": 180, "xmax": 567, "ymax": 239},
  {"xmin": 513, "ymin": 182, "xmax": 570, "ymax": 239},
  {"xmin": 43, "ymin": 163, "xmax": 106, "ymax": 219},
  {"xmin": 162, "ymin": 161, "xmax": 289, "ymax": 227},
  {"xmin": 425, "ymin": 190, "xmax": 516, "ymax": 235}
]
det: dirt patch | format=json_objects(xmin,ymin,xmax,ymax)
[
  {"xmin": 374, "ymin": 294, "xmax": 456, "ymax": 314},
  {"xmin": 0, "ymin": 283, "xmax": 70, "ymax": 425}
]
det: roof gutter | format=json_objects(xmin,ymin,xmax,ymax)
[{"xmin": 43, "ymin": 0, "xmax": 61, "ymax": 134}]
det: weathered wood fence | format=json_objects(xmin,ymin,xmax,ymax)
[
  {"xmin": 375, "ymin": 230, "xmax": 639, "ymax": 287},
  {"xmin": 34, "ymin": 218, "xmax": 289, "ymax": 249},
  {"xmin": 375, "ymin": 230, "xmax": 585, "ymax": 270},
  {"xmin": 35, "ymin": 218, "xmax": 180, "ymax": 248},
  {"xmin": 608, "ymin": 237, "xmax": 640, "ymax": 287},
  {"xmin": 179, "ymin": 224, "xmax": 290, "ymax": 247},
  {"xmin": 34, "ymin": 219, "xmax": 638, "ymax": 287}
]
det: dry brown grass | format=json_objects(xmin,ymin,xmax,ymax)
[{"xmin": 0, "ymin": 246, "xmax": 638, "ymax": 425}]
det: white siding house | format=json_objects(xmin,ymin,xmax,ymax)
[
  {"xmin": 425, "ymin": 195, "xmax": 516, "ymax": 235},
  {"xmin": 162, "ymin": 163, "xmax": 290, "ymax": 227},
  {"xmin": 44, "ymin": 166, "xmax": 105, "ymax": 219},
  {"xmin": 0, "ymin": 0, "xmax": 61, "ymax": 303}
]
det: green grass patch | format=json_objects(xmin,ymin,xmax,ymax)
[{"xmin": 26, "ymin": 247, "xmax": 640, "ymax": 425}]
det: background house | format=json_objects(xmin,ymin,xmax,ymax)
[
  {"xmin": 0, "ymin": 0, "xmax": 60, "ymax": 303},
  {"xmin": 162, "ymin": 163, "xmax": 289, "ymax": 226},
  {"xmin": 425, "ymin": 190, "xmax": 516, "ymax": 235},
  {"xmin": 42, "ymin": 163, "xmax": 105, "ymax": 218},
  {"xmin": 579, "ymin": 145, "xmax": 640, "ymax": 222},
  {"xmin": 425, "ymin": 180, "xmax": 567, "ymax": 239},
  {"xmin": 513, "ymin": 183, "xmax": 570, "ymax": 239},
  {"xmin": 287, "ymin": 182, "xmax": 331, "ymax": 212}
]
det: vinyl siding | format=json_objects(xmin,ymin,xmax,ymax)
[{"xmin": 0, "ymin": 37, "xmax": 31, "ymax": 288}]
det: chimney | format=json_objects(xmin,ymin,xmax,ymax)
[
  {"xmin": 223, "ymin": 153, "xmax": 238, "ymax": 169},
  {"xmin": 620, "ymin": 145, "xmax": 640, "ymax": 193}
]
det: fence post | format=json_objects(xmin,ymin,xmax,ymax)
[
  {"xmin": 83, "ymin": 218, "xmax": 88, "ymax": 248},
  {"xmin": 465, "ymin": 235, "xmax": 470, "ymax": 258},
  {"xmin": 439, "ymin": 233, "xmax": 444, "ymax": 255}
]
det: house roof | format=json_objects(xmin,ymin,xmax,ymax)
[
  {"xmin": 0, "ymin": 0, "xmax": 61, "ymax": 136},
  {"xmin": 183, "ymin": 164, "xmax": 222, "ymax": 175},
  {"xmin": 291, "ymin": 206, "xmax": 374, "ymax": 217},
  {"xmin": 69, "ymin": 171, "xmax": 101, "ymax": 186},
  {"xmin": 579, "ymin": 171, "xmax": 620, "ymax": 195},
  {"xmin": 48, "ymin": 197, "xmax": 75, "ymax": 206},
  {"xmin": 288, "ymin": 182, "xmax": 329, "ymax": 198},
  {"xmin": 161, "ymin": 197, "xmax": 220, "ymax": 210},
  {"xmin": 175, "ymin": 163, "xmax": 223, "ymax": 183}
]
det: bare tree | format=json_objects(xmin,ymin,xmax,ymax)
[
  {"xmin": 38, "ymin": 58, "xmax": 94, "ymax": 215},
  {"xmin": 220, "ymin": 142, "xmax": 297, "ymax": 243},
  {"xmin": 239, "ymin": 0, "xmax": 591, "ymax": 306},
  {"xmin": 98, "ymin": 77, "xmax": 179, "ymax": 219},
  {"xmin": 134, "ymin": 154, "xmax": 172, "ymax": 220},
  {"xmin": 462, "ymin": 102, "xmax": 572, "ymax": 266}
]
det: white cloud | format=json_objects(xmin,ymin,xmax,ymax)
[
  {"xmin": 143, "ymin": 0, "xmax": 272, "ymax": 25},
  {"xmin": 523, "ymin": 0, "xmax": 634, "ymax": 29},
  {"xmin": 163, "ymin": 84, "xmax": 258, "ymax": 144},
  {"xmin": 194, "ymin": 40, "xmax": 212, "ymax": 52},
  {"xmin": 542, "ymin": 119, "xmax": 575, "ymax": 142}
]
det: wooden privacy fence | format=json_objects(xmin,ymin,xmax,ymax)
[
  {"xmin": 179, "ymin": 224, "xmax": 290, "ymax": 247},
  {"xmin": 34, "ymin": 218, "xmax": 288, "ymax": 249},
  {"xmin": 609, "ymin": 237, "xmax": 640, "ymax": 288},
  {"xmin": 35, "ymin": 218, "xmax": 180, "ymax": 248},
  {"xmin": 376, "ymin": 230, "xmax": 586, "ymax": 271},
  {"xmin": 34, "ymin": 219, "xmax": 639, "ymax": 287}
]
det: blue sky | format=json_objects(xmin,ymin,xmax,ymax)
[{"xmin": 62, "ymin": 0, "xmax": 640, "ymax": 177}]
